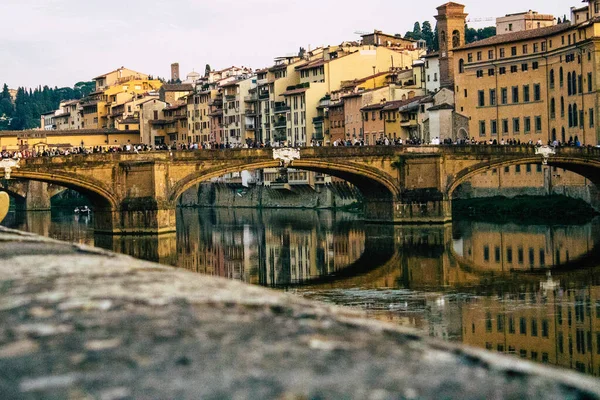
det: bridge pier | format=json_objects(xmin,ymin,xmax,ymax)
[
  {"xmin": 94, "ymin": 198, "xmax": 177, "ymax": 235},
  {"xmin": 23, "ymin": 181, "xmax": 52, "ymax": 211},
  {"xmin": 364, "ymin": 197, "xmax": 452, "ymax": 225}
]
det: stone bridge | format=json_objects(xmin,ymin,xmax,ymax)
[{"xmin": 4, "ymin": 145, "xmax": 600, "ymax": 234}]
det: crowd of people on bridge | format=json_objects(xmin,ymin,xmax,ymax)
[{"xmin": 0, "ymin": 134, "xmax": 594, "ymax": 161}]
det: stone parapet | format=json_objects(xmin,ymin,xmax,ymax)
[{"xmin": 0, "ymin": 227, "xmax": 599, "ymax": 398}]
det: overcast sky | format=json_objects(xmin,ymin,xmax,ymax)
[{"xmin": 1, "ymin": 0, "xmax": 575, "ymax": 88}]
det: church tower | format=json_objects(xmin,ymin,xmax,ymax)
[{"xmin": 435, "ymin": 2, "xmax": 468, "ymax": 89}]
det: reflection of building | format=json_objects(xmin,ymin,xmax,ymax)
[
  {"xmin": 462, "ymin": 284, "xmax": 600, "ymax": 376},
  {"xmin": 173, "ymin": 209, "xmax": 365, "ymax": 287},
  {"xmin": 453, "ymin": 222, "xmax": 597, "ymax": 272}
]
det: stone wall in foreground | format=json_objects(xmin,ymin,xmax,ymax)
[{"xmin": 0, "ymin": 227, "xmax": 599, "ymax": 398}]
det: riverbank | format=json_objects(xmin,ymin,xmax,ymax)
[
  {"xmin": 1, "ymin": 226, "xmax": 599, "ymax": 398},
  {"xmin": 453, "ymin": 195, "xmax": 599, "ymax": 225}
]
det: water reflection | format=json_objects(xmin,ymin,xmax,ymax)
[{"xmin": 3, "ymin": 208, "xmax": 600, "ymax": 377}]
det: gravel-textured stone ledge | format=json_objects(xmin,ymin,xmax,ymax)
[{"xmin": 0, "ymin": 227, "xmax": 599, "ymax": 399}]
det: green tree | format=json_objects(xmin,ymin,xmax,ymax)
[
  {"xmin": 421, "ymin": 21, "xmax": 435, "ymax": 50},
  {"xmin": 432, "ymin": 24, "xmax": 439, "ymax": 52}
]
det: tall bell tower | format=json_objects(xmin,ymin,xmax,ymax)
[{"xmin": 435, "ymin": 2, "xmax": 468, "ymax": 89}]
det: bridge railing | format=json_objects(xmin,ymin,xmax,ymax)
[{"xmin": 14, "ymin": 144, "xmax": 600, "ymax": 165}]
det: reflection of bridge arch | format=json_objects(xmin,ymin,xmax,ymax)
[
  {"xmin": 447, "ymin": 155, "xmax": 600, "ymax": 198},
  {"xmin": 10, "ymin": 171, "xmax": 118, "ymax": 210},
  {"xmin": 169, "ymin": 159, "xmax": 401, "ymax": 214}
]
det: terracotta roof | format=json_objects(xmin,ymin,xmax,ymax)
[
  {"xmin": 296, "ymin": 60, "xmax": 326, "ymax": 71},
  {"xmin": 62, "ymin": 100, "xmax": 80, "ymax": 106},
  {"xmin": 282, "ymin": 88, "xmax": 308, "ymax": 96},
  {"xmin": 161, "ymin": 84, "xmax": 194, "ymax": 92},
  {"xmin": 427, "ymin": 103, "xmax": 454, "ymax": 111},
  {"xmin": 423, "ymin": 52, "xmax": 440, "ymax": 58},
  {"xmin": 457, "ymin": 23, "xmax": 573, "ymax": 50},
  {"xmin": 164, "ymin": 102, "xmax": 186, "ymax": 111},
  {"xmin": 381, "ymin": 96, "xmax": 426, "ymax": 111},
  {"xmin": 54, "ymin": 113, "xmax": 70, "ymax": 118},
  {"xmin": 361, "ymin": 103, "xmax": 385, "ymax": 111}
]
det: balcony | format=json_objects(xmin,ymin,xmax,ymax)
[
  {"xmin": 312, "ymin": 116, "xmax": 325, "ymax": 124},
  {"xmin": 208, "ymin": 99, "xmax": 223, "ymax": 106},
  {"xmin": 274, "ymin": 117, "xmax": 287, "ymax": 129},
  {"xmin": 245, "ymin": 108, "xmax": 257, "ymax": 116},
  {"xmin": 225, "ymin": 95, "xmax": 236, "ymax": 101},
  {"xmin": 274, "ymin": 105, "xmax": 290, "ymax": 114},
  {"xmin": 258, "ymin": 91, "xmax": 270, "ymax": 100},
  {"xmin": 244, "ymin": 94, "xmax": 257, "ymax": 102},
  {"xmin": 400, "ymin": 119, "xmax": 418, "ymax": 127},
  {"xmin": 245, "ymin": 124, "xmax": 256, "ymax": 130}
]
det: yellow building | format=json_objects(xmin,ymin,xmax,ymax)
[
  {"xmin": 453, "ymin": 1, "xmax": 600, "ymax": 146},
  {"xmin": 0, "ymin": 129, "xmax": 140, "ymax": 151}
]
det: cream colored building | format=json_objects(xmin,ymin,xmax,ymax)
[
  {"xmin": 454, "ymin": 1, "xmax": 600, "ymax": 146},
  {"xmin": 496, "ymin": 10, "xmax": 556, "ymax": 35}
]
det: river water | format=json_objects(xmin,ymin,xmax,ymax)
[{"xmin": 3, "ymin": 208, "xmax": 600, "ymax": 378}]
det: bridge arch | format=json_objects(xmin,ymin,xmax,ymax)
[
  {"xmin": 447, "ymin": 155, "xmax": 600, "ymax": 199},
  {"xmin": 9, "ymin": 171, "xmax": 119, "ymax": 210},
  {"xmin": 168, "ymin": 159, "xmax": 401, "ymax": 220}
]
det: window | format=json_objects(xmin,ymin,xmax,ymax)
[
  {"xmin": 511, "ymin": 65, "xmax": 518, "ymax": 73},
  {"xmin": 541, "ymin": 42, "xmax": 546, "ymax": 52},
  {"xmin": 512, "ymin": 86, "xmax": 519, "ymax": 103},
  {"xmin": 524, "ymin": 117, "xmax": 531, "ymax": 133},
  {"xmin": 561, "ymin": 97, "xmax": 565, "ymax": 117},
  {"xmin": 522, "ymin": 44, "xmax": 528, "ymax": 54},
  {"xmin": 532, "ymin": 61, "xmax": 539, "ymax": 70},
  {"xmin": 534, "ymin": 84, "xmax": 541, "ymax": 101},
  {"xmin": 549, "ymin": 69, "xmax": 555, "ymax": 89},
  {"xmin": 578, "ymin": 74, "xmax": 583, "ymax": 94},
  {"xmin": 459, "ymin": 59, "xmax": 465, "ymax": 73},
  {"xmin": 500, "ymin": 48, "xmax": 505, "ymax": 58},
  {"xmin": 495, "ymin": 246, "xmax": 501, "ymax": 262},
  {"xmin": 589, "ymin": 72, "xmax": 593, "ymax": 92},
  {"xmin": 468, "ymin": 53, "xmax": 473, "ymax": 62},
  {"xmin": 497, "ymin": 315, "xmax": 505, "ymax": 332},
  {"xmin": 560, "ymin": 67, "xmax": 564, "ymax": 87},
  {"xmin": 502, "ymin": 119, "xmax": 509, "ymax": 134},
  {"xmin": 520, "ymin": 317, "xmax": 527, "ymax": 335},
  {"xmin": 484, "ymin": 245, "xmax": 490, "ymax": 261},
  {"xmin": 535, "ymin": 116, "xmax": 542, "ymax": 132},
  {"xmin": 491, "ymin": 119, "xmax": 498, "ymax": 135},
  {"xmin": 488, "ymin": 68, "xmax": 495, "ymax": 76},
  {"xmin": 464, "ymin": 89, "xmax": 468, "ymax": 97},
  {"xmin": 533, "ymin": 43, "xmax": 539, "ymax": 53},
  {"xmin": 489, "ymin": 89, "xmax": 496, "ymax": 106},
  {"xmin": 532, "ymin": 319, "xmax": 538, "ymax": 337},
  {"xmin": 476, "ymin": 70, "xmax": 484, "ymax": 78},
  {"xmin": 511, "ymin": 46, "xmax": 517, "ymax": 56},
  {"xmin": 513, "ymin": 117, "xmax": 520, "ymax": 133},
  {"xmin": 521, "ymin": 63, "xmax": 528, "ymax": 72},
  {"xmin": 591, "ymin": 108, "xmax": 595, "ymax": 127},
  {"xmin": 509, "ymin": 317, "xmax": 515, "ymax": 334},
  {"xmin": 501, "ymin": 87, "xmax": 508, "ymax": 104},
  {"xmin": 515, "ymin": 165, "xmax": 521, "ymax": 173},
  {"xmin": 499, "ymin": 67, "xmax": 506, "ymax": 75},
  {"xmin": 488, "ymin": 50, "xmax": 494, "ymax": 60},
  {"xmin": 550, "ymin": 98, "xmax": 556, "ymax": 119},
  {"xmin": 477, "ymin": 51, "xmax": 482, "ymax": 61},
  {"xmin": 523, "ymin": 85, "xmax": 530, "ymax": 102},
  {"xmin": 479, "ymin": 120, "xmax": 486, "ymax": 136},
  {"xmin": 478, "ymin": 90, "xmax": 485, "ymax": 106}
]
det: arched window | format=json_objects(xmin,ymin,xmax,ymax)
[
  {"xmin": 560, "ymin": 97, "xmax": 565, "ymax": 118},
  {"xmin": 452, "ymin": 30, "xmax": 461, "ymax": 48},
  {"xmin": 561, "ymin": 127, "xmax": 566, "ymax": 143},
  {"xmin": 549, "ymin": 69, "xmax": 555, "ymax": 89},
  {"xmin": 567, "ymin": 72, "xmax": 572, "ymax": 95},
  {"xmin": 573, "ymin": 104, "xmax": 578, "ymax": 127},
  {"xmin": 572, "ymin": 72, "xmax": 577, "ymax": 95},
  {"xmin": 440, "ymin": 31, "xmax": 447, "ymax": 48},
  {"xmin": 568, "ymin": 104, "xmax": 573, "ymax": 127},
  {"xmin": 552, "ymin": 128, "xmax": 557, "ymax": 141},
  {"xmin": 459, "ymin": 59, "xmax": 465, "ymax": 73},
  {"xmin": 559, "ymin": 67, "xmax": 564, "ymax": 88},
  {"xmin": 550, "ymin": 98, "xmax": 556, "ymax": 118}
]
